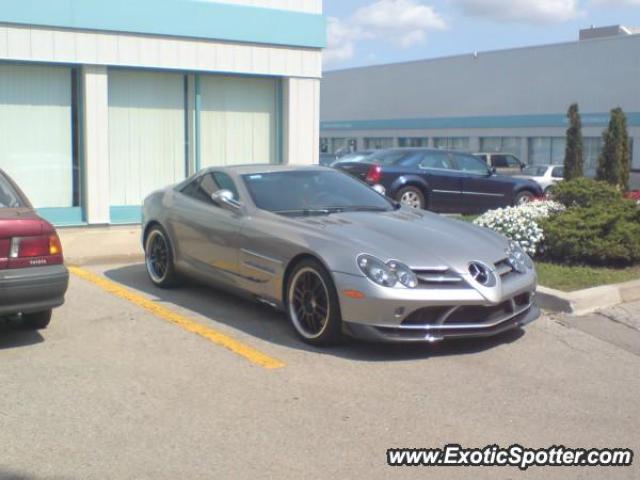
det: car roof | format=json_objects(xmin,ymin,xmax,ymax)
[
  {"xmin": 370, "ymin": 147, "xmax": 469, "ymax": 155},
  {"xmin": 474, "ymin": 152, "xmax": 517, "ymax": 155},
  {"xmin": 202, "ymin": 164, "xmax": 329, "ymax": 176}
]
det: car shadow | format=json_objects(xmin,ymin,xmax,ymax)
[
  {"xmin": 104, "ymin": 264, "xmax": 526, "ymax": 362},
  {"xmin": 0, "ymin": 322, "xmax": 44, "ymax": 350},
  {"xmin": 0, "ymin": 468, "xmax": 42, "ymax": 480}
]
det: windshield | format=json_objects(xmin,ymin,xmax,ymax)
[
  {"xmin": 0, "ymin": 173, "xmax": 26, "ymax": 208},
  {"xmin": 522, "ymin": 166, "xmax": 548, "ymax": 176},
  {"xmin": 242, "ymin": 170, "xmax": 394, "ymax": 215}
]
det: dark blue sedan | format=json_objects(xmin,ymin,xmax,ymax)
[{"xmin": 333, "ymin": 148, "xmax": 543, "ymax": 214}]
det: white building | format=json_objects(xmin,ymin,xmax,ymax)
[
  {"xmin": 0, "ymin": 0, "xmax": 324, "ymax": 225},
  {"xmin": 321, "ymin": 26, "xmax": 640, "ymax": 173}
]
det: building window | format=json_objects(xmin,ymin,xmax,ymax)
[
  {"xmin": 583, "ymin": 137, "xmax": 603, "ymax": 176},
  {"xmin": 527, "ymin": 138, "xmax": 566, "ymax": 165},
  {"xmin": 433, "ymin": 137, "xmax": 470, "ymax": 152},
  {"xmin": 330, "ymin": 137, "xmax": 356, "ymax": 154},
  {"xmin": 199, "ymin": 75, "xmax": 279, "ymax": 168},
  {"xmin": 479, "ymin": 137, "xmax": 522, "ymax": 157},
  {"xmin": 0, "ymin": 64, "xmax": 79, "ymax": 209},
  {"xmin": 364, "ymin": 137, "xmax": 394, "ymax": 149},
  {"xmin": 398, "ymin": 137, "xmax": 428, "ymax": 147},
  {"xmin": 108, "ymin": 70, "xmax": 187, "ymax": 208}
]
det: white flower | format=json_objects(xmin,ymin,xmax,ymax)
[{"xmin": 473, "ymin": 200, "xmax": 565, "ymax": 256}]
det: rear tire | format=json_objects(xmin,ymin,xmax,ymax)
[
  {"xmin": 514, "ymin": 190, "xmax": 535, "ymax": 206},
  {"xmin": 144, "ymin": 225, "xmax": 180, "ymax": 288},
  {"xmin": 396, "ymin": 186, "xmax": 426, "ymax": 209},
  {"xmin": 22, "ymin": 310, "xmax": 52, "ymax": 330},
  {"xmin": 543, "ymin": 186, "xmax": 554, "ymax": 199},
  {"xmin": 286, "ymin": 259, "xmax": 342, "ymax": 346}
]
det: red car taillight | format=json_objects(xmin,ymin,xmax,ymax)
[
  {"xmin": 366, "ymin": 164, "xmax": 382, "ymax": 184},
  {"xmin": 7, "ymin": 233, "xmax": 63, "ymax": 268}
]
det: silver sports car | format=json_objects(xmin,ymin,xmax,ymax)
[{"xmin": 142, "ymin": 165, "xmax": 539, "ymax": 345}]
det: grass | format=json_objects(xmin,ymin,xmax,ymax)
[{"xmin": 536, "ymin": 262, "xmax": 640, "ymax": 292}]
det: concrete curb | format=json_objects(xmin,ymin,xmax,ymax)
[{"xmin": 537, "ymin": 279, "xmax": 640, "ymax": 315}]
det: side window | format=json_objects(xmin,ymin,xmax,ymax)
[
  {"xmin": 506, "ymin": 155, "xmax": 522, "ymax": 167},
  {"xmin": 475, "ymin": 154, "xmax": 489, "ymax": 165},
  {"xmin": 399, "ymin": 152, "xmax": 426, "ymax": 167},
  {"xmin": 419, "ymin": 152, "xmax": 452, "ymax": 170},
  {"xmin": 181, "ymin": 177, "xmax": 208, "ymax": 202},
  {"xmin": 212, "ymin": 172, "xmax": 239, "ymax": 200},
  {"xmin": 199, "ymin": 174, "xmax": 220, "ymax": 197},
  {"xmin": 453, "ymin": 154, "xmax": 490, "ymax": 175},
  {"xmin": 492, "ymin": 155, "xmax": 509, "ymax": 168},
  {"xmin": 180, "ymin": 172, "xmax": 239, "ymax": 204},
  {"xmin": 552, "ymin": 167, "xmax": 564, "ymax": 178},
  {"xmin": 373, "ymin": 151, "xmax": 408, "ymax": 166}
]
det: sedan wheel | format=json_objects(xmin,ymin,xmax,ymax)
[
  {"xmin": 145, "ymin": 227, "xmax": 179, "ymax": 288},
  {"xmin": 287, "ymin": 260, "xmax": 342, "ymax": 345},
  {"xmin": 515, "ymin": 191, "xmax": 534, "ymax": 205},
  {"xmin": 397, "ymin": 186, "xmax": 426, "ymax": 209}
]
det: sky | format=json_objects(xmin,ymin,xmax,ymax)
[{"xmin": 323, "ymin": 0, "xmax": 640, "ymax": 70}]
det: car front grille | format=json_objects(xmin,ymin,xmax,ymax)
[{"xmin": 400, "ymin": 292, "xmax": 533, "ymax": 327}]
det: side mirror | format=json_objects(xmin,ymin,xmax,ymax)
[
  {"xmin": 489, "ymin": 167, "xmax": 497, "ymax": 175},
  {"xmin": 211, "ymin": 189, "xmax": 242, "ymax": 212}
]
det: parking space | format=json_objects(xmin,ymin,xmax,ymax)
[{"xmin": 1, "ymin": 263, "xmax": 639, "ymax": 479}]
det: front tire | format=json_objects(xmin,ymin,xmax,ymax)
[
  {"xmin": 286, "ymin": 259, "xmax": 342, "ymax": 345},
  {"xmin": 396, "ymin": 186, "xmax": 426, "ymax": 209},
  {"xmin": 144, "ymin": 226, "xmax": 179, "ymax": 288},
  {"xmin": 22, "ymin": 310, "xmax": 52, "ymax": 330}
]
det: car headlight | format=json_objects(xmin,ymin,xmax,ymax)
[
  {"xmin": 357, "ymin": 254, "xmax": 418, "ymax": 288},
  {"xmin": 508, "ymin": 241, "xmax": 534, "ymax": 270}
]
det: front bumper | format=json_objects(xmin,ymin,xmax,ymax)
[
  {"xmin": 333, "ymin": 271, "xmax": 539, "ymax": 343},
  {"xmin": 0, "ymin": 265, "xmax": 69, "ymax": 316}
]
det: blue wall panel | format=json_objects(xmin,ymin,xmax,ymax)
[
  {"xmin": 0, "ymin": 0, "xmax": 326, "ymax": 48},
  {"xmin": 321, "ymin": 113, "xmax": 640, "ymax": 131}
]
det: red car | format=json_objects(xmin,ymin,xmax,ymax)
[{"xmin": 0, "ymin": 169, "xmax": 69, "ymax": 329}]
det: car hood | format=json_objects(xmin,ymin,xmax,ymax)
[{"xmin": 287, "ymin": 208, "xmax": 509, "ymax": 274}]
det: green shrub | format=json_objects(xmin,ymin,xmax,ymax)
[
  {"xmin": 564, "ymin": 103, "xmax": 584, "ymax": 181},
  {"xmin": 542, "ymin": 200, "xmax": 640, "ymax": 266},
  {"xmin": 551, "ymin": 178, "xmax": 621, "ymax": 208}
]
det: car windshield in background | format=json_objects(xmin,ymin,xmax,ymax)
[
  {"xmin": 243, "ymin": 170, "xmax": 394, "ymax": 215},
  {"xmin": 523, "ymin": 166, "xmax": 549, "ymax": 176},
  {"xmin": 0, "ymin": 173, "xmax": 25, "ymax": 208}
]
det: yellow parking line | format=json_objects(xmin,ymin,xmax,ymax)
[{"xmin": 69, "ymin": 266, "xmax": 285, "ymax": 370}]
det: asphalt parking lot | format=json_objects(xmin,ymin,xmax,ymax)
[{"xmin": 1, "ymin": 263, "xmax": 639, "ymax": 480}]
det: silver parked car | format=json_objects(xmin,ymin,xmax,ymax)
[
  {"xmin": 142, "ymin": 165, "xmax": 539, "ymax": 345},
  {"xmin": 514, "ymin": 164, "xmax": 564, "ymax": 196}
]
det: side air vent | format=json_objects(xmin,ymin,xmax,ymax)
[
  {"xmin": 494, "ymin": 258, "xmax": 514, "ymax": 277},
  {"xmin": 412, "ymin": 266, "xmax": 466, "ymax": 288}
]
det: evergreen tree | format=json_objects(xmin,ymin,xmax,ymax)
[
  {"xmin": 597, "ymin": 108, "xmax": 631, "ymax": 191},
  {"xmin": 564, "ymin": 103, "xmax": 584, "ymax": 180}
]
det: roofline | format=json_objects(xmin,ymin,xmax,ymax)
[{"xmin": 323, "ymin": 29, "xmax": 640, "ymax": 75}]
